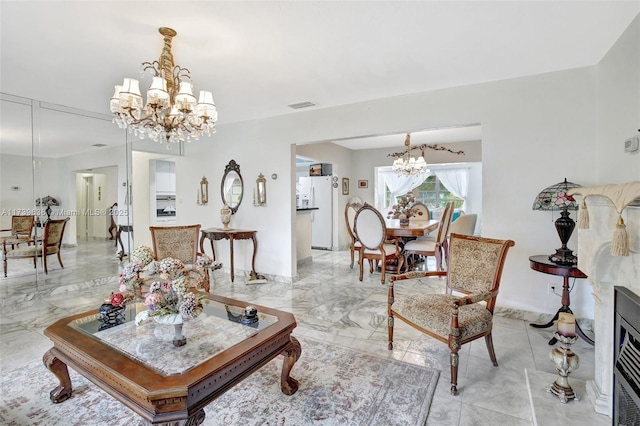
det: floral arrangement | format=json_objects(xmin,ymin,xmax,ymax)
[
  {"xmin": 196, "ymin": 253, "xmax": 213, "ymax": 266},
  {"xmin": 119, "ymin": 262, "xmax": 144, "ymax": 294},
  {"xmin": 130, "ymin": 245, "xmax": 155, "ymax": 267},
  {"xmin": 134, "ymin": 276, "xmax": 204, "ymax": 325},
  {"xmin": 387, "ymin": 192, "xmax": 418, "ymax": 220},
  {"xmin": 159, "ymin": 257, "xmax": 185, "ymax": 278},
  {"xmin": 108, "ymin": 248, "xmax": 212, "ymax": 317}
]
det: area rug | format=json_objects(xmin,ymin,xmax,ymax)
[{"xmin": 0, "ymin": 336, "xmax": 439, "ymax": 426}]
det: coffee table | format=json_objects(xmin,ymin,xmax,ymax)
[{"xmin": 43, "ymin": 293, "xmax": 300, "ymax": 425}]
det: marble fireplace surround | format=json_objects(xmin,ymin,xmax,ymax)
[{"xmin": 568, "ymin": 181, "xmax": 640, "ymax": 417}]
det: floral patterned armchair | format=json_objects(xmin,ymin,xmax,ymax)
[{"xmin": 388, "ymin": 233, "xmax": 515, "ymax": 395}]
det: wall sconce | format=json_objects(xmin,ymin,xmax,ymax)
[
  {"xmin": 198, "ymin": 176, "xmax": 209, "ymax": 205},
  {"xmin": 254, "ymin": 173, "xmax": 267, "ymax": 206}
]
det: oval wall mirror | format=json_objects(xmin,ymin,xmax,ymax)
[{"xmin": 221, "ymin": 159, "xmax": 243, "ymax": 214}]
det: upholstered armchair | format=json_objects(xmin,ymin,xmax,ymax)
[
  {"xmin": 149, "ymin": 224, "xmax": 220, "ymax": 292},
  {"xmin": 1, "ymin": 215, "xmax": 35, "ymax": 247},
  {"xmin": 388, "ymin": 233, "xmax": 515, "ymax": 395},
  {"xmin": 3, "ymin": 218, "xmax": 69, "ymax": 277},
  {"xmin": 447, "ymin": 213, "xmax": 478, "ymax": 237},
  {"xmin": 354, "ymin": 203, "xmax": 404, "ymax": 284}
]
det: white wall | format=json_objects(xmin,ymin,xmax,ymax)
[
  {"xmin": 174, "ymin": 61, "xmax": 605, "ymax": 316},
  {"xmin": 596, "ymin": 14, "xmax": 640, "ymax": 181}
]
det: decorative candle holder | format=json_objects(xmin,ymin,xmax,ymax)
[{"xmin": 547, "ymin": 332, "xmax": 580, "ymax": 403}]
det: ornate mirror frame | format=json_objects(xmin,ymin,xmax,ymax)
[{"xmin": 221, "ymin": 159, "xmax": 243, "ymax": 214}]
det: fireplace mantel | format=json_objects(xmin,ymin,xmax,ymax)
[{"xmin": 568, "ymin": 182, "xmax": 640, "ymax": 417}]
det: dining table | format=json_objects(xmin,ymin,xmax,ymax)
[
  {"xmin": 385, "ymin": 219, "xmax": 439, "ymax": 238},
  {"xmin": 383, "ymin": 219, "xmax": 439, "ymax": 274}
]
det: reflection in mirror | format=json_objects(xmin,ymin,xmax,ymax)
[
  {"xmin": 1, "ymin": 93, "xmax": 132, "ymax": 288},
  {"xmin": 221, "ymin": 160, "xmax": 243, "ymax": 214},
  {"xmin": 255, "ymin": 173, "xmax": 267, "ymax": 206}
]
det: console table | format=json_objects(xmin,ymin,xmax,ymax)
[
  {"xmin": 116, "ymin": 225, "xmax": 133, "ymax": 261},
  {"xmin": 200, "ymin": 228, "xmax": 260, "ymax": 283},
  {"xmin": 528, "ymin": 255, "xmax": 594, "ymax": 346}
]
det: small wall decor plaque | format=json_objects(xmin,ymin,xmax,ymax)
[{"xmin": 358, "ymin": 180, "xmax": 368, "ymax": 189}]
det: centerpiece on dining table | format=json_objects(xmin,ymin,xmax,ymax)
[{"xmin": 387, "ymin": 192, "xmax": 424, "ymax": 226}]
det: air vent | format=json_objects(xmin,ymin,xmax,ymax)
[
  {"xmin": 288, "ymin": 101, "xmax": 316, "ymax": 110},
  {"xmin": 92, "ymin": 144, "xmax": 107, "ymax": 147}
]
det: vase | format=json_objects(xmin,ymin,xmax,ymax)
[
  {"xmin": 399, "ymin": 214, "xmax": 409, "ymax": 226},
  {"xmin": 153, "ymin": 314, "xmax": 186, "ymax": 347},
  {"xmin": 172, "ymin": 323, "xmax": 187, "ymax": 347},
  {"xmin": 220, "ymin": 206, "xmax": 231, "ymax": 230}
]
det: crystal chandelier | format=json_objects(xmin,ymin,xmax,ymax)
[
  {"xmin": 391, "ymin": 133, "xmax": 429, "ymax": 177},
  {"xmin": 110, "ymin": 27, "xmax": 217, "ymax": 148}
]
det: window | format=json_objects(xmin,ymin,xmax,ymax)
[{"xmin": 414, "ymin": 175, "xmax": 463, "ymax": 209}]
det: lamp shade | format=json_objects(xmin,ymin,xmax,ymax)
[{"xmin": 532, "ymin": 178, "xmax": 580, "ymax": 211}]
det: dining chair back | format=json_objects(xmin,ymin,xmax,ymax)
[
  {"xmin": 410, "ymin": 202, "xmax": 430, "ymax": 221},
  {"xmin": 344, "ymin": 200, "xmax": 363, "ymax": 269},
  {"xmin": 388, "ymin": 233, "xmax": 515, "ymax": 395},
  {"xmin": 403, "ymin": 202, "xmax": 454, "ymax": 271},
  {"xmin": 448, "ymin": 213, "xmax": 477, "ymax": 236},
  {"xmin": 354, "ymin": 203, "xmax": 404, "ymax": 284}
]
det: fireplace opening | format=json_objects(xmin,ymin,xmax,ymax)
[{"xmin": 614, "ymin": 286, "xmax": 640, "ymax": 425}]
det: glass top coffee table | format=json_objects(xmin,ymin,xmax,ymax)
[{"xmin": 43, "ymin": 293, "xmax": 300, "ymax": 425}]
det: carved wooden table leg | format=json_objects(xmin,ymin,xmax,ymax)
[
  {"xmin": 43, "ymin": 348, "xmax": 72, "ymax": 403},
  {"xmin": 280, "ymin": 335, "xmax": 301, "ymax": 395}
]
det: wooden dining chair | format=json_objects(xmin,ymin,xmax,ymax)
[
  {"xmin": 354, "ymin": 203, "xmax": 404, "ymax": 284},
  {"xmin": 410, "ymin": 202, "xmax": 430, "ymax": 221},
  {"xmin": 344, "ymin": 200, "xmax": 363, "ymax": 269},
  {"xmin": 388, "ymin": 233, "xmax": 515, "ymax": 395},
  {"xmin": 402, "ymin": 202, "xmax": 454, "ymax": 271}
]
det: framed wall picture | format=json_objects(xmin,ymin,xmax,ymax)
[
  {"xmin": 342, "ymin": 178, "xmax": 349, "ymax": 195},
  {"xmin": 358, "ymin": 180, "xmax": 368, "ymax": 189}
]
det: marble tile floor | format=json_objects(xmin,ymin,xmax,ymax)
[{"xmin": 0, "ymin": 240, "xmax": 609, "ymax": 425}]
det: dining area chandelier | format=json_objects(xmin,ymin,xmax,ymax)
[
  {"xmin": 110, "ymin": 27, "xmax": 217, "ymax": 147},
  {"xmin": 391, "ymin": 133, "xmax": 429, "ymax": 177}
]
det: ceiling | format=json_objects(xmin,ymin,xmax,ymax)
[{"xmin": 1, "ymin": 1, "xmax": 638, "ymax": 156}]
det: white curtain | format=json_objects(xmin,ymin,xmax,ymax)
[
  {"xmin": 433, "ymin": 168, "xmax": 469, "ymax": 211},
  {"xmin": 380, "ymin": 168, "xmax": 430, "ymax": 208}
]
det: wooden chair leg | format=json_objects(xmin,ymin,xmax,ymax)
[
  {"xmin": 380, "ymin": 261, "xmax": 386, "ymax": 285},
  {"xmin": 349, "ymin": 247, "xmax": 354, "ymax": 269},
  {"xmin": 484, "ymin": 332, "xmax": 499, "ymax": 366},
  {"xmin": 387, "ymin": 314, "xmax": 394, "ymax": 350},
  {"xmin": 358, "ymin": 257, "xmax": 364, "ymax": 281},
  {"xmin": 450, "ymin": 351, "xmax": 459, "ymax": 395},
  {"xmin": 44, "ymin": 255, "xmax": 48, "ymax": 274},
  {"xmin": 57, "ymin": 252, "xmax": 64, "ymax": 269}
]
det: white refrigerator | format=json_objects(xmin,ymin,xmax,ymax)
[{"xmin": 298, "ymin": 176, "xmax": 333, "ymax": 249}]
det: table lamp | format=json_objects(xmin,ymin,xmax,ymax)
[{"xmin": 532, "ymin": 178, "xmax": 581, "ymax": 265}]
